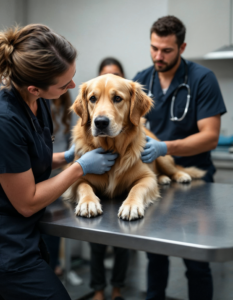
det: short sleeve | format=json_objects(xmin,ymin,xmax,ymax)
[
  {"xmin": 0, "ymin": 116, "xmax": 31, "ymax": 173},
  {"xmin": 196, "ymin": 71, "xmax": 227, "ymax": 121}
]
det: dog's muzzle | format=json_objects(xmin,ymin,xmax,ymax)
[{"xmin": 93, "ymin": 116, "xmax": 110, "ymax": 136}]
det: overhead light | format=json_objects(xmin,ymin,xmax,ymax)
[{"xmin": 204, "ymin": 0, "xmax": 233, "ymax": 59}]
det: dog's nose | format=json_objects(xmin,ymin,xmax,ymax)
[{"xmin": 94, "ymin": 116, "xmax": 110, "ymax": 129}]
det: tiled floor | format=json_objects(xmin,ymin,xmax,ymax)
[{"xmin": 61, "ymin": 168, "xmax": 233, "ymax": 300}]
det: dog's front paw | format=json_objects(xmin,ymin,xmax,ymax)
[
  {"xmin": 118, "ymin": 202, "xmax": 144, "ymax": 221},
  {"xmin": 75, "ymin": 196, "xmax": 103, "ymax": 218},
  {"xmin": 172, "ymin": 171, "xmax": 192, "ymax": 183},
  {"xmin": 158, "ymin": 175, "xmax": 171, "ymax": 185}
]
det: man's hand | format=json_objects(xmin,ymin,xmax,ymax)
[{"xmin": 141, "ymin": 136, "xmax": 167, "ymax": 163}]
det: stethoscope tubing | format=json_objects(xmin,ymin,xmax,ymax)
[{"xmin": 148, "ymin": 57, "xmax": 191, "ymax": 122}]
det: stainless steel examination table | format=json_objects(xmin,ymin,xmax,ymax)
[{"xmin": 39, "ymin": 182, "xmax": 233, "ymax": 263}]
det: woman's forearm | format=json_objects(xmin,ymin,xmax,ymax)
[
  {"xmin": 52, "ymin": 152, "xmax": 67, "ymax": 169},
  {"xmin": 0, "ymin": 161, "xmax": 83, "ymax": 218},
  {"xmin": 28, "ymin": 162, "xmax": 83, "ymax": 216}
]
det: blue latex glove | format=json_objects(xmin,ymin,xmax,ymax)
[
  {"xmin": 141, "ymin": 136, "xmax": 167, "ymax": 163},
  {"xmin": 76, "ymin": 148, "xmax": 118, "ymax": 175},
  {"xmin": 64, "ymin": 144, "xmax": 76, "ymax": 163}
]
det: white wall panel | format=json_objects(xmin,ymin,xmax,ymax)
[{"xmin": 0, "ymin": 0, "xmax": 27, "ymax": 29}]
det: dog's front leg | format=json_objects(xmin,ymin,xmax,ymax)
[
  {"xmin": 75, "ymin": 181, "xmax": 102, "ymax": 218},
  {"xmin": 118, "ymin": 175, "xmax": 159, "ymax": 221}
]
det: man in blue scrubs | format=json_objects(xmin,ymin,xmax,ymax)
[{"xmin": 133, "ymin": 16, "xmax": 226, "ymax": 300}]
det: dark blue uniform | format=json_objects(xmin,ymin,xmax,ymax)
[
  {"xmin": 133, "ymin": 59, "xmax": 226, "ymax": 181},
  {"xmin": 0, "ymin": 86, "xmax": 71, "ymax": 300},
  {"xmin": 133, "ymin": 59, "xmax": 226, "ymax": 300}
]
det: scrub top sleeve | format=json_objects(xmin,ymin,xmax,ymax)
[
  {"xmin": 196, "ymin": 71, "xmax": 227, "ymax": 121},
  {"xmin": 0, "ymin": 117, "xmax": 31, "ymax": 174}
]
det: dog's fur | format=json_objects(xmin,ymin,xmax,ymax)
[{"xmin": 63, "ymin": 74, "xmax": 205, "ymax": 221}]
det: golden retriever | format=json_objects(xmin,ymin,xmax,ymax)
[{"xmin": 63, "ymin": 74, "xmax": 205, "ymax": 221}]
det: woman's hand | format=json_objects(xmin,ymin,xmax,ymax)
[
  {"xmin": 52, "ymin": 144, "xmax": 75, "ymax": 169},
  {"xmin": 64, "ymin": 144, "xmax": 75, "ymax": 163},
  {"xmin": 141, "ymin": 136, "xmax": 167, "ymax": 163},
  {"xmin": 76, "ymin": 148, "xmax": 118, "ymax": 175}
]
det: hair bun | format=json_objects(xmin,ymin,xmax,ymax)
[
  {"xmin": 0, "ymin": 24, "xmax": 77, "ymax": 89},
  {"xmin": 4, "ymin": 43, "xmax": 14, "ymax": 62},
  {"xmin": 0, "ymin": 27, "xmax": 18, "ymax": 64}
]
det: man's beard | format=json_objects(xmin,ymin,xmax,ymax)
[{"xmin": 153, "ymin": 52, "xmax": 180, "ymax": 73}]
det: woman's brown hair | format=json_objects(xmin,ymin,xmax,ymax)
[{"xmin": 0, "ymin": 24, "xmax": 77, "ymax": 89}]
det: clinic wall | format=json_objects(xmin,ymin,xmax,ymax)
[
  {"xmin": 26, "ymin": 0, "xmax": 168, "ymax": 104},
  {"xmin": 1, "ymin": 0, "xmax": 232, "ymax": 135},
  {"xmin": 0, "ymin": 0, "xmax": 28, "ymax": 29},
  {"xmin": 168, "ymin": 0, "xmax": 231, "ymax": 58}
]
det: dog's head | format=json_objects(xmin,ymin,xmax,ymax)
[{"xmin": 71, "ymin": 74, "xmax": 153, "ymax": 137}]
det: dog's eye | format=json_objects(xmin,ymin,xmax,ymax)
[
  {"xmin": 89, "ymin": 96, "xmax": 97, "ymax": 103},
  {"xmin": 113, "ymin": 95, "xmax": 122, "ymax": 103}
]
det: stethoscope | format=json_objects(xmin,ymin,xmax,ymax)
[{"xmin": 147, "ymin": 58, "xmax": 191, "ymax": 122}]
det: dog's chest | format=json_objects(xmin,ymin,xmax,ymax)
[{"xmin": 103, "ymin": 160, "xmax": 133, "ymax": 197}]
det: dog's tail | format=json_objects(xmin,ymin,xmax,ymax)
[{"xmin": 176, "ymin": 165, "xmax": 206, "ymax": 179}]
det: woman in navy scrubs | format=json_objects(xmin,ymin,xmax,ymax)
[{"xmin": 0, "ymin": 24, "xmax": 118, "ymax": 300}]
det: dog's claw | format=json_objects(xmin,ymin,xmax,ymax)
[
  {"xmin": 75, "ymin": 200, "xmax": 102, "ymax": 218},
  {"xmin": 118, "ymin": 203, "xmax": 144, "ymax": 221}
]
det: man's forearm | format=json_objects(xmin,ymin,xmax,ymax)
[{"xmin": 165, "ymin": 131, "xmax": 219, "ymax": 157}]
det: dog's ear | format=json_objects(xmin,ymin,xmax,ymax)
[
  {"xmin": 71, "ymin": 83, "xmax": 89, "ymax": 126},
  {"xmin": 129, "ymin": 81, "xmax": 153, "ymax": 126}
]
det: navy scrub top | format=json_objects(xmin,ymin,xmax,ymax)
[
  {"xmin": 0, "ymin": 85, "xmax": 53, "ymax": 272},
  {"xmin": 133, "ymin": 59, "xmax": 227, "ymax": 172}
]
